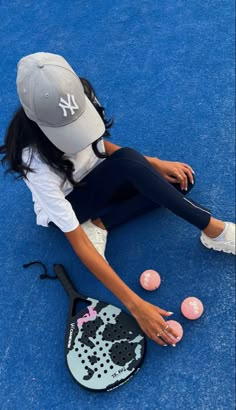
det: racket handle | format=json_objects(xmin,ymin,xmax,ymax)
[{"xmin": 53, "ymin": 264, "xmax": 77, "ymax": 296}]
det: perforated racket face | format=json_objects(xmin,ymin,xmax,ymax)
[{"xmin": 65, "ymin": 298, "xmax": 145, "ymax": 391}]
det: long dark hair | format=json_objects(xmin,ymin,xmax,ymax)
[{"xmin": 0, "ymin": 78, "xmax": 114, "ymax": 186}]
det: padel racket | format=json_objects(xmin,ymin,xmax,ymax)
[{"xmin": 53, "ymin": 264, "xmax": 146, "ymax": 391}]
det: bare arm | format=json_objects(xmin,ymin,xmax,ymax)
[
  {"xmin": 103, "ymin": 139, "xmax": 162, "ymax": 167},
  {"xmin": 65, "ymin": 226, "xmax": 178, "ymax": 345},
  {"xmin": 65, "ymin": 225, "xmax": 141, "ymax": 312},
  {"xmin": 103, "ymin": 140, "xmax": 121, "ymax": 155},
  {"xmin": 103, "ymin": 140, "xmax": 194, "ymax": 190}
]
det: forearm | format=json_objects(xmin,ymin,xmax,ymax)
[
  {"xmin": 65, "ymin": 226, "xmax": 141, "ymax": 312},
  {"xmin": 144, "ymin": 155, "xmax": 162, "ymax": 170},
  {"xmin": 103, "ymin": 140, "xmax": 121, "ymax": 155},
  {"xmin": 65, "ymin": 228, "xmax": 178, "ymax": 345}
]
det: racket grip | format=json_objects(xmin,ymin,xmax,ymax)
[{"xmin": 53, "ymin": 264, "xmax": 76, "ymax": 296}]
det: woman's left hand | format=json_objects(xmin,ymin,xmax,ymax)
[{"xmin": 147, "ymin": 157, "xmax": 195, "ymax": 191}]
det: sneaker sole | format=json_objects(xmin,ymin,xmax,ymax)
[{"xmin": 200, "ymin": 236, "xmax": 235, "ymax": 255}]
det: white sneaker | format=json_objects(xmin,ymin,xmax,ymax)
[
  {"xmin": 81, "ymin": 220, "xmax": 108, "ymax": 260},
  {"xmin": 200, "ymin": 222, "xmax": 236, "ymax": 255}
]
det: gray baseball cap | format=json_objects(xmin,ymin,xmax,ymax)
[{"xmin": 16, "ymin": 52, "xmax": 105, "ymax": 154}]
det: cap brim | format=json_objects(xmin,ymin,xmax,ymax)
[{"xmin": 39, "ymin": 96, "xmax": 106, "ymax": 154}]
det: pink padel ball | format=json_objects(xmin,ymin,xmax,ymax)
[
  {"xmin": 140, "ymin": 269, "xmax": 161, "ymax": 291},
  {"xmin": 181, "ymin": 297, "xmax": 204, "ymax": 320},
  {"xmin": 166, "ymin": 320, "xmax": 184, "ymax": 343}
]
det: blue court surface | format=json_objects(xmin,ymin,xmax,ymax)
[{"xmin": 0, "ymin": 1, "xmax": 235, "ymax": 409}]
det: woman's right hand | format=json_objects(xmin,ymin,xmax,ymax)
[
  {"xmin": 131, "ymin": 299, "xmax": 180, "ymax": 346},
  {"xmin": 65, "ymin": 226, "xmax": 178, "ymax": 345}
]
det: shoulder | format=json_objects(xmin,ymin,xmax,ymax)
[
  {"xmin": 22, "ymin": 147, "xmax": 62, "ymax": 184},
  {"xmin": 22, "ymin": 147, "xmax": 43, "ymax": 168},
  {"xmin": 22, "ymin": 147, "xmax": 54, "ymax": 172}
]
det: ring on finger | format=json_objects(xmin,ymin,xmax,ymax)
[{"xmin": 157, "ymin": 323, "xmax": 170, "ymax": 337}]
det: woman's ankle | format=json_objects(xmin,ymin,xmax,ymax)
[
  {"xmin": 203, "ymin": 217, "xmax": 225, "ymax": 238},
  {"xmin": 91, "ymin": 218, "xmax": 107, "ymax": 230}
]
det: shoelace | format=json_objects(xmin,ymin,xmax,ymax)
[{"xmin": 94, "ymin": 228, "xmax": 106, "ymax": 243}]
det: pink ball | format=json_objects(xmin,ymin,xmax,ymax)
[
  {"xmin": 166, "ymin": 320, "xmax": 184, "ymax": 343},
  {"xmin": 181, "ymin": 297, "xmax": 204, "ymax": 320},
  {"xmin": 140, "ymin": 269, "xmax": 161, "ymax": 291}
]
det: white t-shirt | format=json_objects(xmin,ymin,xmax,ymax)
[{"xmin": 22, "ymin": 139, "xmax": 106, "ymax": 232}]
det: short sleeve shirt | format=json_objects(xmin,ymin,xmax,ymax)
[{"xmin": 22, "ymin": 139, "xmax": 105, "ymax": 232}]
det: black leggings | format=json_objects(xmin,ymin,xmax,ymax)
[{"xmin": 67, "ymin": 147, "xmax": 211, "ymax": 231}]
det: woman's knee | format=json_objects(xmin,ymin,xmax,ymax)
[{"xmin": 110, "ymin": 147, "xmax": 144, "ymax": 161}]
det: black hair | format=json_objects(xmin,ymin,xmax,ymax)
[{"xmin": 0, "ymin": 78, "xmax": 114, "ymax": 187}]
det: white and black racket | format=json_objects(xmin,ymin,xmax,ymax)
[{"xmin": 53, "ymin": 264, "xmax": 146, "ymax": 392}]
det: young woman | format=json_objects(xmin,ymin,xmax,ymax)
[{"xmin": 1, "ymin": 52, "xmax": 235, "ymax": 347}]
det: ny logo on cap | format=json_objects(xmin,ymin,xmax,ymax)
[{"xmin": 59, "ymin": 94, "xmax": 79, "ymax": 117}]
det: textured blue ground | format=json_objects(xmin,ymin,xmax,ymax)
[{"xmin": 0, "ymin": 1, "xmax": 235, "ymax": 409}]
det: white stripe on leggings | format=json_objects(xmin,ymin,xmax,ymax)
[{"xmin": 183, "ymin": 197, "xmax": 211, "ymax": 214}]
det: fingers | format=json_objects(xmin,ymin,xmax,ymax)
[
  {"xmin": 153, "ymin": 309, "xmax": 180, "ymax": 345},
  {"xmin": 182, "ymin": 165, "xmax": 195, "ymax": 185},
  {"xmin": 157, "ymin": 308, "xmax": 174, "ymax": 317},
  {"xmin": 135, "ymin": 302, "xmax": 181, "ymax": 347},
  {"xmin": 175, "ymin": 170, "xmax": 188, "ymax": 191},
  {"xmin": 153, "ymin": 335, "xmax": 168, "ymax": 347},
  {"xmin": 164, "ymin": 175, "xmax": 179, "ymax": 184},
  {"xmin": 174, "ymin": 164, "xmax": 195, "ymax": 191},
  {"xmin": 182, "ymin": 162, "xmax": 195, "ymax": 176},
  {"xmin": 152, "ymin": 323, "xmax": 179, "ymax": 346}
]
